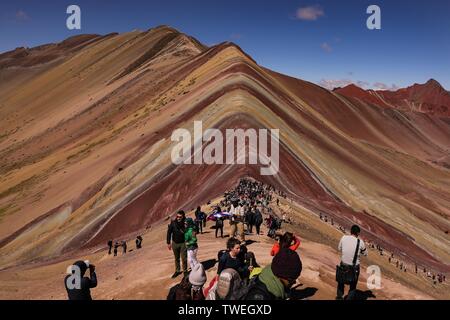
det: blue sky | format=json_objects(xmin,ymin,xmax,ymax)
[{"xmin": 1, "ymin": 0, "xmax": 449, "ymax": 90}]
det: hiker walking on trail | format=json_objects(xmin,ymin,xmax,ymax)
[
  {"xmin": 245, "ymin": 248, "xmax": 302, "ymax": 300},
  {"xmin": 136, "ymin": 236, "xmax": 143, "ymax": 249},
  {"xmin": 65, "ymin": 260, "xmax": 97, "ymax": 300},
  {"xmin": 122, "ymin": 241, "xmax": 127, "ymax": 254},
  {"xmin": 167, "ymin": 210, "xmax": 188, "ymax": 278},
  {"xmin": 107, "ymin": 240, "xmax": 113, "ymax": 255},
  {"xmin": 229, "ymin": 199, "xmax": 240, "ymax": 238},
  {"xmin": 113, "ymin": 242, "xmax": 119, "ymax": 257},
  {"xmin": 336, "ymin": 225, "xmax": 368, "ymax": 300},
  {"xmin": 253, "ymin": 207, "xmax": 263, "ymax": 235},
  {"xmin": 268, "ymin": 216, "xmax": 281, "ymax": 238},
  {"xmin": 185, "ymin": 217, "xmax": 199, "ymax": 270},
  {"xmin": 216, "ymin": 216, "xmax": 224, "ymax": 238},
  {"xmin": 195, "ymin": 206, "xmax": 205, "ymax": 234},
  {"xmin": 245, "ymin": 207, "xmax": 255, "ymax": 234},
  {"xmin": 231, "ymin": 200, "xmax": 246, "ymax": 242}
]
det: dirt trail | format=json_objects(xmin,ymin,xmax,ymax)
[{"xmin": 1, "ymin": 195, "xmax": 445, "ymax": 300}]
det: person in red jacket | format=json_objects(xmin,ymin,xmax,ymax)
[{"xmin": 270, "ymin": 232, "xmax": 300, "ymax": 256}]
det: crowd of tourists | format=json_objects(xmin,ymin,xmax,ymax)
[{"xmin": 64, "ymin": 178, "xmax": 446, "ymax": 300}]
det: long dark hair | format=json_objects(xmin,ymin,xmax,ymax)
[{"xmin": 280, "ymin": 232, "xmax": 295, "ymax": 249}]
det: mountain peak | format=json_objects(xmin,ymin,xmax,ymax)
[
  {"xmin": 335, "ymin": 79, "xmax": 450, "ymax": 117},
  {"xmin": 424, "ymin": 78, "xmax": 443, "ymax": 89},
  {"xmin": 148, "ymin": 25, "xmax": 180, "ymax": 34},
  {"xmin": 334, "ymin": 83, "xmax": 366, "ymax": 94}
]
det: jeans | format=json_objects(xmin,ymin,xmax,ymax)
[
  {"xmin": 172, "ymin": 242, "xmax": 187, "ymax": 273},
  {"xmin": 215, "ymin": 225, "xmax": 223, "ymax": 238},
  {"xmin": 337, "ymin": 264, "xmax": 360, "ymax": 299},
  {"xmin": 255, "ymin": 224, "xmax": 261, "ymax": 235},
  {"xmin": 196, "ymin": 220, "xmax": 203, "ymax": 233},
  {"xmin": 230, "ymin": 222, "xmax": 238, "ymax": 238}
]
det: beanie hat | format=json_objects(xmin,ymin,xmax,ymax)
[
  {"xmin": 189, "ymin": 263, "xmax": 207, "ymax": 287},
  {"xmin": 271, "ymin": 248, "xmax": 302, "ymax": 280}
]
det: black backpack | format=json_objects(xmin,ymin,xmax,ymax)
[{"xmin": 217, "ymin": 249, "xmax": 227, "ymax": 262}]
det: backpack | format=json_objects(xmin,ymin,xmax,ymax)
[
  {"xmin": 217, "ymin": 249, "xmax": 227, "ymax": 262},
  {"xmin": 243, "ymin": 276, "xmax": 276, "ymax": 300},
  {"xmin": 216, "ymin": 269, "xmax": 251, "ymax": 300}
]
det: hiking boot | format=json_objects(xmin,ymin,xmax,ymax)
[{"xmin": 171, "ymin": 271, "xmax": 182, "ymax": 279}]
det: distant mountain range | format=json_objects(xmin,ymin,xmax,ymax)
[{"xmin": 334, "ymin": 79, "xmax": 450, "ymax": 117}]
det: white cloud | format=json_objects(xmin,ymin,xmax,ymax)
[
  {"xmin": 296, "ymin": 5, "xmax": 324, "ymax": 21},
  {"xmin": 320, "ymin": 42, "xmax": 332, "ymax": 53}
]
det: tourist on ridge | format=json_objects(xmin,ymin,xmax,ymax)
[
  {"xmin": 253, "ymin": 207, "xmax": 263, "ymax": 235},
  {"xmin": 107, "ymin": 240, "xmax": 113, "ymax": 255},
  {"xmin": 336, "ymin": 224, "xmax": 368, "ymax": 300},
  {"xmin": 270, "ymin": 232, "xmax": 301, "ymax": 256},
  {"xmin": 136, "ymin": 235, "xmax": 143, "ymax": 249},
  {"xmin": 64, "ymin": 260, "xmax": 97, "ymax": 300},
  {"xmin": 185, "ymin": 217, "xmax": 199, "ymax": 270},
  {"xmin": 218, "ymin": 238, "xmax": 251, "ymax": 280},
  {"xmin": 122, "ymin": 240, "xmax": 127, "ymax": 254},
  {"xmin": 167, "ymin": 210, "xmax": 188, "ymax": 278},
  {"xmin": 195, "ymin": 206, "xmax": 206, "ymax": 234},
  {"xmin": 245, "ymin": 248, "xmax": 302, "ymax": 300},
  {"xmin": 113, "ymin": 241, "xmax": 119, "ymax": 257},
  {"xmin": 216, "ymin": 216, "xmax": 224, "ymax": 238}
]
